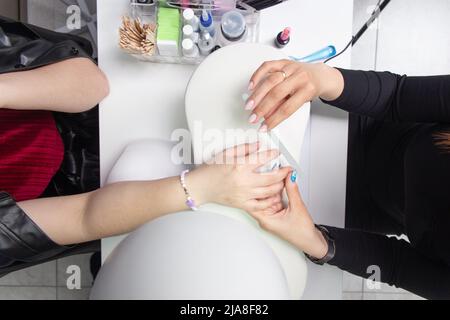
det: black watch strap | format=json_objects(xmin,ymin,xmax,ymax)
[{"xmin": 305, "ymin": 225, "xmax": 336, "ymax": 265}]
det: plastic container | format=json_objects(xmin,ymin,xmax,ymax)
[
  {"xmin": 218, "ymin": 9, "xmax": 247, "ymax": 46},
  {"xmin": 124, "ymin": 0, "xmax": 260, "ymax": 65}
]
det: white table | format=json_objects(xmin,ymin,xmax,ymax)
[{"xmin": 97, "ymin": 0, "xmax": 353, "ymax": 300}]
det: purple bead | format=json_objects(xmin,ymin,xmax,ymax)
[{"xmin": 186, "ymin": 199, "xmax": 196, "ymax": 208}]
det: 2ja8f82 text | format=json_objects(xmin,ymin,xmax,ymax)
[{"xmin": 180, "ymin": 304, "xmax": 269, "ymax": 318}]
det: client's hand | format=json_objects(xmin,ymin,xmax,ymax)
[
  {"xmin": 247, "ymin": 171, "xmax": 329, "ymax": 259},
  {"xmin": 246, "ymin": 60, "xmax": 344, "ymax": 130},
  {"xmin": 187, "ymin": 142, "xmax": 292, "ymax": 214}
]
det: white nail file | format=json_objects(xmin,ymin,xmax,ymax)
[{"xmin": 268, "ymin": 131, "xmax": 302, "ymax": 175}]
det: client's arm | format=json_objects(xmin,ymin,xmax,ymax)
[
  {"xmin": 18, "ymin": 144, "xmax": 291, "ymax": 246},
  {"xmin": 0, "ymin": 57, "xmax": 109, "ymax": 113}
]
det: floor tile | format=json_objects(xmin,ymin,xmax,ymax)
[
  {"xmin": 57, "ymin": 287, "xmax": 91, "ymax": 300},
  {"xmin": 27, "ymin": 0, "xmax": 56, "ymax": 29},
  {"xmin": 351, "ymin": 0, "xmax": 379, "ymax": 70},
  {"xmin": 342, "ymin": 271, "xmax": 364, "ymax": 292},
  {"xmin": 342, "ymin": 292, "xmax": 363, "ymax": 300},
  {"xmin": 364, "ymin": 281, "xmax": 408, "ymax": 294},
  {"xmin": 0, "ymin": 286, "xmax": 56, "ymax": 300},
  {"xmin": 376, "ymin": 0, "xmax": 450, "ymax": 75},
  {"xmin": 363, "ymin": 292, "xmax": 425, "ymax": 300},
  {"xmin": 0, "ymin": 261, "xmax": 57, "ymax": 286}
]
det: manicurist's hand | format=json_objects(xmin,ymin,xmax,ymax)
[
  {"xmin": 187, "ymin": 142, "xmax": 292, "ymax": 214},
  {"xmin": 246, "ymin": 60, "xmax": 344, "ymax": 130},
  {"xmin": 247, "ymin": 171, "xmax": 329, "ymax": 259}
]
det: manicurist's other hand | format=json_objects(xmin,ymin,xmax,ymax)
[
  {"xmin": 246, "ymin": 60, "xmax": 344, "ymax": 130},
  {"xmin": 187, "ymin": 142, "xmax": 292, "ymax": 214},
  {"xmin": 247, "ymin": 171, "xmax": 329, "ymax": 259}
]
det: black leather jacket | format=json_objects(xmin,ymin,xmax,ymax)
[
  {"xmin": 0, "ymin": 16, "xmax": 100, "ymax": 274},
  {"xmin": 0, "ymin": 15, "xmax": 93, "ymax": 72}
]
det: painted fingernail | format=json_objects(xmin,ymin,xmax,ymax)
[
  {"xmin": 248, "ymin": 113, "xmax": 258, "ymax": 124},
  {"xmin": 259, "ymin": 124, "xmax": 268, "ymax": 133},
  {"xmin": 290, "ymin": 170, "xmax": 298, "ymax": 183},
  {"xmin": 245, "ymin": 99, "xmax": 255, "ymax": 110},
  {"xmin": 248, "ymin": 81, "xmax": 254, "ymax": 91}
]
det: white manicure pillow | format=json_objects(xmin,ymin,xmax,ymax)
[
  {"xmin": 185, "ymin": 43, "xmax": 309, "ymax": 299},
  {"xmin": 92, "ymin": 44, "xmax": 309, "ymax": 300},
  {"xmin": 92, "ymin": 139, "xmax": 290, "ymax": 300},
  {"xmin": 91, "ymin": 211, "xmax": 291, "ymax": 300}
]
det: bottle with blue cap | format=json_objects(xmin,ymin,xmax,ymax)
[{"xmin": 199, "ymin": 9, "xmax": 215, "ymax": 37}]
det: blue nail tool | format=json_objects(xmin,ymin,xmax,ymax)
[
  {"xmin": 290, "ymin": 170, "xmax": 297, "ymax": 183},
  {"xmin": 289, "ymin": 45, "xmax": 336, "ymax": 63}
]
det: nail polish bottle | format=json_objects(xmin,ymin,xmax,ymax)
[{"xmin": 275, "ymin": 27, "xmax": 291, "ymax": 48}]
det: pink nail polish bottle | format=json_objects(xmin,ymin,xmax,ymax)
[{"xmin": 275, "ymin": 27, "xmax": 291, "ymax": 49}]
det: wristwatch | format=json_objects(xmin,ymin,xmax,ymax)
[{"xmin": 305, "ymin": 225, "xmax": 336, "ymax": 265}]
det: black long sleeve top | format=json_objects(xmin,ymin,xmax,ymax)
[{"xmin": 322, "ymin": 69, "xmax": 450, "ymax": 299}]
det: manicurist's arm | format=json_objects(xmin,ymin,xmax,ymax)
[
  {"xmin": 0, "ymin": 57, "xmax": 109, "ymax": 113},
  {"xmin": 321, "ymin": 69, "xmax": 450, "ymax": 123},
  {"xmin": 323, "ymin": 226, "xmax": 450, "ymax": 300},
  {"xmin": 17, "ymin": 144, "xmax": 291, "ymax": 246},
  {"xmin": 247, "ymin": 173, "xmax": 450, "ymax": 300}
]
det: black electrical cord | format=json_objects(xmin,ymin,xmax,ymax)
[
  {"xmin": 324, "ymin": 36, "xmax": 354, "ymax": 64},
  {"xmin": 324, "ymin": 0, "xmax": 391, "ymax": 63}
]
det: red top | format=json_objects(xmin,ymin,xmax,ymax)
[{"xmin": 0, "ymin": 109, "xmax": 64, "ymax": 201}]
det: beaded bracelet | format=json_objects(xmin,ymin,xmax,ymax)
[{"xmin": 180, "ymin": 169, "xmax": 198, "ymax": 211}]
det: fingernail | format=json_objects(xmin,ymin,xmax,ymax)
[
  {"xmin": 290, "ymin": 170, "xmax": 297, "ymax": 183},
  {"xmin": 259, "ymin": 124, "xmax": 268, "ymax": 133},
  {"xmin": 248, "ymin": 81, "xmax": 254, "ymax": 91},
  {"xmin": 245, "ymin": 99, "xmax": 255, "ymax": 110},
  {"xmin": 248, "ymin": 113, "xmax": 258, "ymax": 124}
]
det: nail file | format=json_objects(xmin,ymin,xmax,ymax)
[{"xmin": 268, "ymin": 131, "xmax": 302, "ymax": 175}]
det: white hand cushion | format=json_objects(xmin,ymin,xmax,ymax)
[
  {"xmin": 185, "ymin": 43, "xmax": 309, "ymax": 299},
  {"xmin": 91, "ymin": 212, "xmax": 291, "ymax": 300}
]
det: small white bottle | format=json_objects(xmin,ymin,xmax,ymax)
[
  {"xmin": 199, "ymin": 9, "xmax": 215, "ymax": 37},
  {"xmin": 182, "ymin": 8, "xmax": 199, "ymax": 32},
  {"xmin": 182, "ymin": 38, "xmax": 200, "ymax": 58},
  {"xmin": 182, "ymin": 24, "xmax": 199, "ymax": 43}
]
